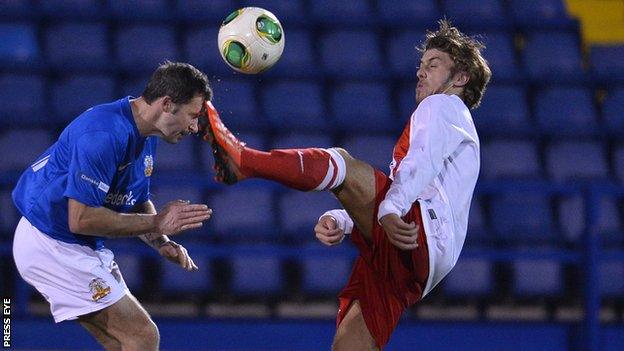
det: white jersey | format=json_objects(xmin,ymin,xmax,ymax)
[{"xmin": 326, "ymin": 94, "xmax": 480, "ymax": 297}]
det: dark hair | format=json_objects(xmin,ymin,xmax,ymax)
[
  {"xmin": 420, "ymin": 20, "xmax": 492, "ymax": 109},
  {"xmin": 142, "ymin": 61, "xmax": 212, "ymax": 105}
]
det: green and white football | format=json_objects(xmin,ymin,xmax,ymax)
[{"xmin": 217, "ymin": 7, "xmax": 285, "ymax": 74}]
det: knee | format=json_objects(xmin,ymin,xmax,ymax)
[
  {"xmin": 331, "ymin": 147, "xmax": 353, "ymax": 162},
  {"xmin": 138, "ymin": 319, "xmax": 160, "ymax": 346},
  {"xmin": 121, "ymin": 319, "xmax": 159, "ymax": 349}
]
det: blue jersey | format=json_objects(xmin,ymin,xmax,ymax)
[{"xmin": 12, "ymin": 97, "xmax": 158, "ymax": 250}]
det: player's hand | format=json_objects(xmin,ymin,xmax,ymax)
[
  {"xmin": 380, "ymin": 213, "xmax": 419, "ymax": 251},
  {"xmin": 314, "ymin": 215, "xmax": 345, "ymax": 246},
  {"xmin": 154, "ymin": 200, "xmax": 212, "ymax": 236},
  {"xmin": 158, "ymin": 240, "xmax": 198, "ymax": 271}
]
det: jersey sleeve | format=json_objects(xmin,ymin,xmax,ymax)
[
  {"xmin": 378, "ymin": 95, "xmax": 466, "ymax": 220},
  {"xmin": 64, "ymin": 131, "xmax": 123, "ymax": 207},
  {"xmin": 320, "ymin": 209, "xmax": 354, "ymax": 235}
]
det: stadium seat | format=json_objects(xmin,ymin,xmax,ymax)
[
  {"xmin": 0, "ymin": 190, "xmax": 21, "ymax": 233},
  {"xmin": 44, "ymin": 23, "xmax": 109, "ymax": 71},
  {"xmin": 160, "ymin": 244, "xmax": 211, "ymax": 293},
  {"xmin": 599, "ymin": 260, "xmax": 624, "ymax": 298},
  {"xmin": 119, "ymin": 76, "xmax": 149, "ymax": 98},
  {"xmin": 153, "ymin": 137, "xmax": 195, "ymax": 171},
  {"xmin": 387, "ymin": 29, "xmax": 427, "ymax": 78},
  {"xmin": 0, "ymin": 74, "xmax": 46, "ymax": 127},
  {"xmin": 230, "ymin": 250, "xmax": 283, "ymax": 295},
  {"xmin": 331, "ymin": 82, "xmax": 398, "ymax": 132},
  {"xmin": 114, "ymin": 25, "xmax": 178, "ymax": 72},
  {"xmin": 175, "ymin": 0, "xmax": 237, "ymax": 23},
  {"xmin": 465, "ymin": 196, "xmax": 491, "ymax": 246},
  {"xmin": 441, "ymin": 0, "xmax": 508, "ymax": 30},
  {"xmin": 480, "ymin": 32, "xmax": 519, "ymax": 82},
  {"xmin": 0, "ymin": 23, "xmax": 39, "ymax": 67},
  {"xmin": 535, "ymin": 87, "xmax": 598, "ymax": 137},
  {"xmin": 613, "ymin": 143, "xmax": 624, "ymax": 182},
  {"xmin": 310, "ymin": 0, "xmax": 373, "ymax": 25},
  {"xmin": 603, "ymin": 87, "xmax": 624, "ymax": 136},
  {"xmin": 589, "ymin": 45, "xmax": 624, "ymax": 83},
  {"xmin": 183, "ymin": 26, "xmax": 232, "ymax": 76},
  {"xmin": 38, "ymin": 0, "xmax": 104, "ymax": 19},
  {"xmin": 262, "ymin": 81, "xmax": 328, "ymax": 131},
  {"xmin": 522, "ymin": 32, "xmax": 584, "ymax": 83},
  {"xmin": 113, "ymin": 253, "xmax": 143, "ymax": 290},
  {"xmin": 545, "ymin": 141, "xmax": 609, "ymax": 182},
  {"xmin": 150, "ymin": 185, "xmax": 205, "ymax": 208},
  {"xmin": 239, "ymin": 0, "xmax": 307, "ymax": 26},
  {"xmin": 210, "ymin": 79, "xmax": 266, "ymax": 131},
  {"xmin": 0, "ymin": 129, "xmax": 54, "ymax": 172},
  {"xmin": 480, "ymin": 140, "xmax": 541, "ymax": 180},
  {"xmin": 208, "ymin": 187, "xmax": 276, "ymax": 241},
  {"xmin": 270, "ymin": 133, "xmax": 334, "ymax": 150},
  {"xmin": 397, "ymin": 83, "xmax": 417, "ymax": 121},
  {"xmin": 377, "ymin": 0, "xmax": 440, "ymax": 27},
  {"xmin": 109, "ymin": 0, "xmax": 170, "ymax": 21},
  {"xmin": 512, "ymin": 259, "xmax": 563, "ymax": 297},
  {"xmin": 558, "ymin": 196, "xmax": 622, "ymax": 246},
  {"xmin": 341, "ymin": 134, "xmax": 395, "ymax": 171},
  {"xmin": 50, "ymin": 75, "xmax": 116, "ymax": 124},
  {"xmin": 267, "ymin": 28, "xmax": 318, "ymax": 77},
  {"xmin": 0, "ymin": 0, "xmax": 32, "ymax": 19},
  {"xmin": 509, "ymin": 0, "xmax": 577, "ymax": 30},
  {"xmin": 473, "ymin": 85, "xmax": 532, "ymax": 137},
  {"xmin": 489, "ymin": 193, "xmax": 556, "ymax": 245},
  {"xmin": 278, "ymin": 190, "xmax": 341, "ymax": 242},
  {"xmin": 300, "ymin": 245, "xmax": 352, "ymax": 295},
  {"xmin": 320, "ymin": 30, "xmax": 383, "ymax": 79},
  {"xmin": 443, "ymin": 257, "xmax": 494, "ymax": 297}
]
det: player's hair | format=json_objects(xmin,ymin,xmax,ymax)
[
  {"xmin": 420, "ymin": 19, "xmax": 491, "ymax": 109},
  {"xmin": 142, "ymin": 61, "xmax": 212, "ymax": 105}
]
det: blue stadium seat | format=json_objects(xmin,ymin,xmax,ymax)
[
  {"xmin": 44, "ymin": 23, "xmax": 109, "ymax": 71},
  {"xmin": 270, "ymin": 133, "xmax": 334, "ymax": 150},
  {"xmin": 603, "ymin": 87, "xmax": 624, "ymax": 135},
  {"xmin": 239, "ymin": 0, "xmax": 308, "ymax": 26},
  {"xmin": 175, "ymin": 0, "xmax": 237, "ymax": 23},
  {"xmin": 473, "ymin": 85, "xmax": 532, "ymax": 136},
  {"xmin": 558, "ymin": 196, "xmax": 622, "ymax": 246},
  {"xmin": 589, "ymin": 45, "xmax": 624, "ymax": 83},
  {"xmin": 341, "ymin": 134, "xmax": 395, "ymax": 171},
  {"xmin": 39, "ymin": 0, "xmax": 104, "ymax": 19},
  {"xmin": 320, "ymin": 30, "xmax": 383, "ymax": 78},
  {"xmin": 153, "ymin": 137, "xmax": 195, "ymax": 171},
  {"xmin": 262, "ymin": 81, "xmax": 328, "ymax": 131},
  {"xmin": 50, "ymin": 75, "xmax": 116, "ymax": 124},
  {"xmin": 183, "ymin": 26, "xmax": 232, "ymax": 76},
  {"xmin": 113, "ymin": 253, "xmax": 143, "ymax": 290},
  {"xmin": 509, "ymin": 0, "xmax": 577, "ymax": 30},
  {"xmin": 160, "ymin": 244, "xmax": 211, "ymax": 293},
  {"xmin": 115, "ymin": 25, "xmax": 178, "ymax": 72},
  {"xmin": 300, "ymin": 245, "xmax": 352, "ymax": 295},
  {"xmin": 441, "ymin": 0, "xmax": 508, "ymax": 30},
  {"xmin": 490, "ymin": 193, "xmax": 556, "ymax": 245},
  {"xmin": 119, "ymin": 76, "xmax": 149, "ymax": 98},
  {"xmin": 230, "ymin": 250, "xmax": 283, "ymax": 295},
  {"xmin": 443, "ymin": 257, "xmax": 494, "ymax": 297},
  {"xmin": 208, "ymin": 187, "xmax": 276, "ymax": 241},
  {"xmin": 109, "ymin": 0, "xmax": 170, "ymax": 21},
  {"xmin": 150, "ymin": 185, "xmax": 204, "ymax": 207},
  {"xmin": 480, "ymin": 32, "xmax": 519, "ymax": 82},
  {"xmin": 397, "ymin": 83, "xmax": 417, "ymax": 121},
  {"xmin": 210, "ymin": 79, "xmax": 265, "ymax": 131},
  {"xmin": 600, "ymin": 260, "xmax": 624, "ymax": 298},
  {"xmin": 387, "ymin": 29, "xmax": 427, "ymax": 78},
  {"xmin": 331, "ymin": 82, "xmax": 397, "ymax": 132},
  {"xmin": 480, "ymin": 140, "xmax": 541, "ymax": 180},
  {"xmin": 278, "ymin": 191, "xmax": 341, "ymax": 242},
  {"xmin": 0, "ymin": 23, "xmax": 39, "ymax": 67},
  {"xmin": 0, "ymin": 74, "xmax": 46, "ymax": 127},
  {"xmin": 535, "ymin": 87, "xmax": 598, "ymax": 137},
  {"xmin": 377, "ymin": 0, "xmax": 440, "ymax": 27},
  {"xmin": 310, "ymin": 0, "xmax": 373, "ymax": 25},
  {"xmin": 268, "ymin": 28, "xmax": 318, "ymax": 77},
  {"xmin": 522, "ymin": 32, "xmax": 584, "ymax": 83},
  {"xmin": 0, "ymin": 0, "xmax": 32, "ymax": 19},
  {"xmin": 201, "ymin": 132, "xmax": 267, "ymax": 173},
  {"xmin": 512, "ymin": 259, "xmax": 563, "ymax": 297},
  {"xmin": 0, "ymin": 129, "xmax": 54, "ymax": 172},
  {"xmin": 613, "ymin": 143, "xmax": 624, "ymax": 182},
  {"xmin": 0, "ymin": 190, "xmax": 21, "ymax": 233},
  {"xmin": 545, "ymin": 141, "xmax": 609, "ymax": 182},
  {"xmin": 465, "ymin": 196, "xmax": 491, "ymax": 245}
]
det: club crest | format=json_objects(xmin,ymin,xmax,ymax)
[
  {"xmin": 89, "ymin": 278, "xmax": 111, "ymax": 302},
  {"xmin": 144, "ymin": 155, "xmax": 154, "ymax": 177}
]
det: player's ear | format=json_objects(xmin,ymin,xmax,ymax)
[
  {"xmin": 161, "ymin": 96, "xmax": 173, "ymax": 113},
  {"xmin": 454, "ymin": 71, "xmax": 469, "ymax": 87}
]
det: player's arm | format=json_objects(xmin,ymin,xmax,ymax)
[
  {"xmin": 133, "ymin": 200, "xmax": 171, "ymax": 248},
  {"xmin": 68, "ymin": 198, "xmax": 211, "ymax": 238},
  {"xmin": 314, "ymin": 209, "xmax": 352, "ymax": 246},
  {"xmin": 378, "ymin": 96, "xmax": 465, "ymax": 249}
]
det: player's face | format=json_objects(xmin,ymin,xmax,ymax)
[
  {"xmin": 415, "ymin": 49, "xmax": 456, "ymax": 104},
  {"xmin": 162, "ymin": 94, "xmax": 204, "ymax": 144}
]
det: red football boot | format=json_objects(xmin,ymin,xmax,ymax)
[{"xmin": 199, "ymin": 101, "xmax": 248, "ymax": 184}]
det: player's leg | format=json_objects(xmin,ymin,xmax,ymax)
[
  {"xmin": 78, "ymin": 318, "xmax": 122, "ymax": 351},
  {"xmin": 78, "ymin": 294, "xmax": 159, "ymax": 350},
  {"xmin": 332, "ymin": 300, "xmax": 378, "ymax": 351}
]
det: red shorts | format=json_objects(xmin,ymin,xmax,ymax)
[{"xmin": 336, "ymin": 169, "xmax": 429, "ymax": 348}]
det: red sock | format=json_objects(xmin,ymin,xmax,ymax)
[{"xmin": 241, "ymin": 148, "xmax": 341, "ymax": 191}]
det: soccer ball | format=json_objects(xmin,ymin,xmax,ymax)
[{"xmin": 217, "ymin": 7, "xmax": 285, "ymax": 74}]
